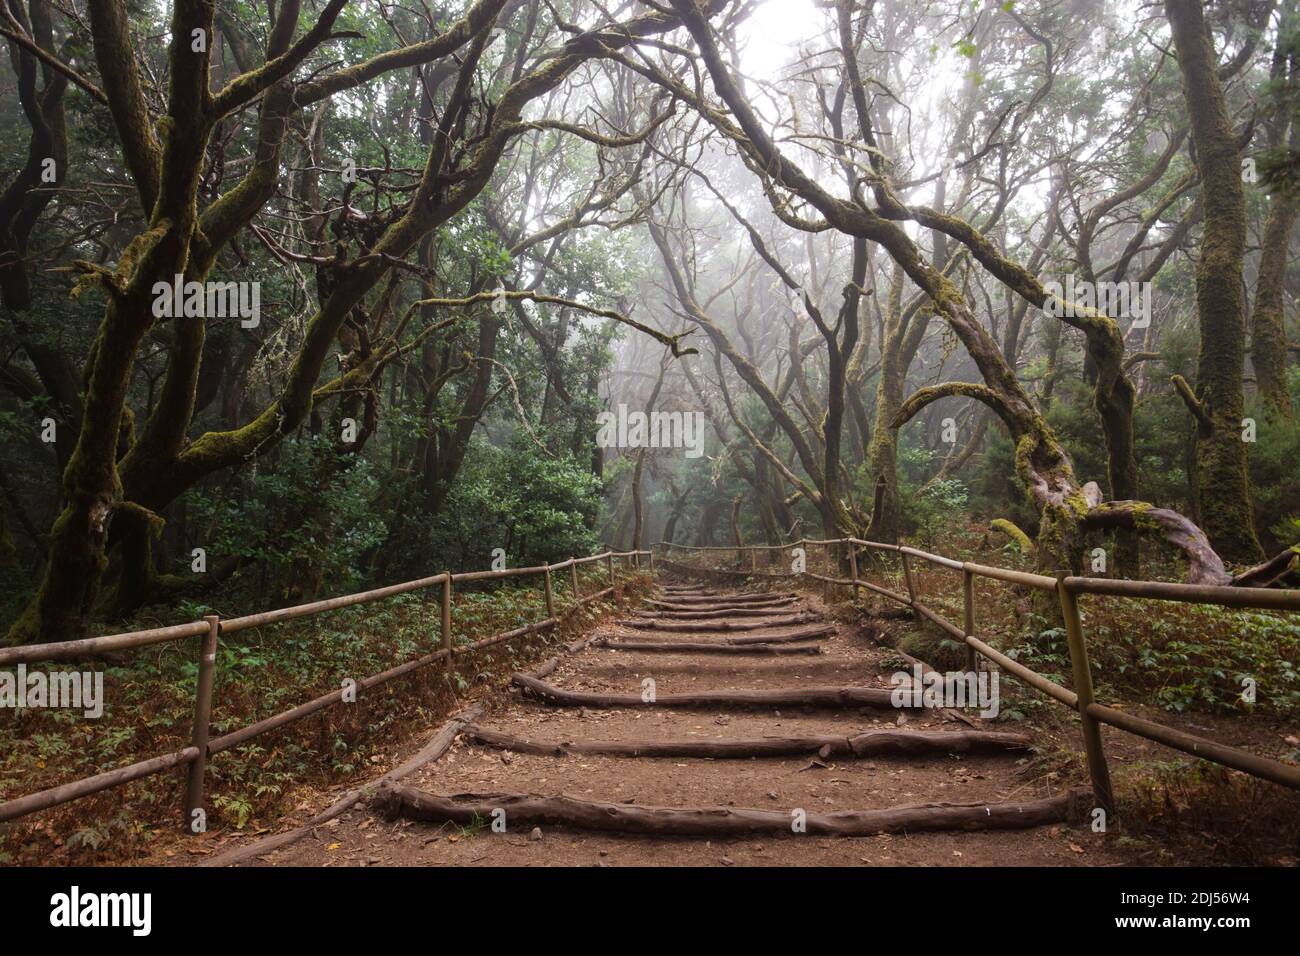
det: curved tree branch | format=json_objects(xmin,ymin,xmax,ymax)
[
  {"xmin": 890, "ymin": 381, "xmax": 1016, "ymax": 434},
  {"xmin": 1082, "ymin": 501, "xmax": 1230, "ymax": 585}
]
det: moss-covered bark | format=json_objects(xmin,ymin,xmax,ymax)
[
  {"xmin": 1166, "ymin": 0, "xmax": 1264, "ymax": 563},
  {"xmin": 1253, "ymin": 0, "xmax": 1299, "ymax": 421},
  {"xmin": 5, "ymin": 1, "xmax": 216, "ymax": 644},
  {"xmin": 1254, "ymin": 195, "xmax": 1298, "ymax": 421},
  {"xmin": 8, "ymin": 0, "xmax": 700, "ymax": 644},
  {"xmin": 866, "ymin": 265, "xmax": 908, "ymax": 543},
  {"xmin": 989, "ymin": 518, "xmax": 1034, "ymax": 554},
  {"xmin": 662, "ymin": 0, "xmax": 1275, "ymax": 590}
]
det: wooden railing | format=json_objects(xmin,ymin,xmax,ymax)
[
  {"xmin": 0, "ymin": 549, "xmax": 652, "ymax": 829},
  {"xmin": 656, "ymin": 538, "xmax": 1300, "ymax": 813}
]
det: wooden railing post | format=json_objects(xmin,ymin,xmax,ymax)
[
  {"xmin": 900, "ymin": 550, "xmax": 917, "ymax": 605},
  {"xmin": 749, "ymin": 547, "xmax": 757, "ymax": 574},
  {"xmin": 962, "ymin": 568, "xmax": 977, "ymax": 671},
  {"xmin": 1058, "ymin": 577, "xmax": 1115, "ymax": 817},
  {"xmin": 543, "ymin": 563, "xmax": 555, "ymax": 618},
  {"xmin": 571, "ymin": 558, "xmax": 580, "ymax": 603},
  {"xmin": 648, "ymin": 548, "xmax": 655, "ymax": 572},
  {"xmin": 184, "ymin": 614, "xmax": 220, "ymax": 833},
  {"xmin": 441, "ymin": 572, "xmax": 453, "ymax": 677},
  {"xmin": 848, "ymin": 542, "xmax": 860, "ymax": 601},
  {"xmin": 606, "ymin": 552, "xmax": 615, "ymax": 588}
]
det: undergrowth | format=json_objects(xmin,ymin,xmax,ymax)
[
  {"xmin": 830, "ymin": 522, "xmax": 1299, "ymax": 863},
  {"xmin": 1115, "ymin": 760, "xmax": 1300, "ymax": 865},
  {"xmin": 0, "ymin": 568, "xmax": 646, "ymax": 865}
]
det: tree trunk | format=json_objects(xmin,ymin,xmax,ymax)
[
  {"xmin": 1252, "ymin": 0, "xmax": 1299, "ymax": 421},
  {"xmin": 866, "ymin": 264, "xmax": 909, "ymax": 542},
  {"xmin": 1166, "ymin": 0, "xmax": 1264, "ymax": 563},
  {"xmin": 1253, "ymin": 193, "xmax": 1298, "ymax": 420}
]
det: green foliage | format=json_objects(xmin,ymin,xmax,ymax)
[
  {"xmin": 1005, "ymin": 607, "xmax": 1300, "ymax": 717},
  {"xmin": 964, "ymin": 426, "xmax": 1037, "ymax": 532},
  {"xmin": 426, "ymin": 437, "xmax": 601, "ymax": 569},
  {"xmin": 1246, "ymin": 382, "xmax": 1300, "ymax": 552},
  {"xmin": 187, "ymin": 436, "xmax": 387, "ymax": 601},
  {"xmin": 898, "ymin": 447, "xmax": 969, "ymax": 549}
]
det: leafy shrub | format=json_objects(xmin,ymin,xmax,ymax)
[
  {"xmin": 187, "ymin": 435, "xmax": 387, "ymax": 602},
  {"xmin": 425, "ymin": 438, "xmax": 601, "ymax": 569}
]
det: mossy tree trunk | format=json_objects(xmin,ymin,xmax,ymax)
[
  {"xmin": 664, "ymin": 0, "xmax": 1260, "ymax": 586},
  {"xmin": 631, "ymin": 354, "xmax": 669, "ymax": 552},
  {"xmin": 1254, "ymin": 192, "xmax": 1298, "ymax": 421},
  {"xmin": 866, "ymin": 264, "xmax": 925, "ymax": 543},
  {"xmin": 18, "ymin": 0, "xmax": 219, "ymax": 644},
  {"xmin": 0, "ymin": 0, "xmax": 79, "ymax": 474},
  {"xmin": 6, "ymin": 0, "xmax": 703, "ymax": 644},
  {"xmin": 1165, "ymin": 0, "xmax": 1264, "ymax": 563},
  {"xmin": 1252, "ymin": 0, "xmax": 1300, "ymax": 422}
]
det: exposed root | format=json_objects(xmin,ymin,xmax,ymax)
[{"xmin": 372, "ymin": 783, "xmax": 1085, "ymax": 836}]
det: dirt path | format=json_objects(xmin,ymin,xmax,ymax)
[{"xmin": 222, "ymin": 579, "xmax": 1125, "ymax": 867}]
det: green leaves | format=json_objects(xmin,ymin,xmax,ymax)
[
  {"xmin": 187, "ymin": 434, "xmax": 388, "ymax": 599},
  {"xmin": 425, "ymin": 437, "xmax": 601, "ymax": 570}
]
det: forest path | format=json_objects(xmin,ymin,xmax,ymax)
[{"xmin": 223, "ymin": 579, "xmax": 1119, "ymax": 867}]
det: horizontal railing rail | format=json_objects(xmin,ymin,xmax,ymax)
[
  {"xmin": 656, "ymin": 538, "xmax": 1300, "ymax": 811},
  {"xmin": 0, "ymin": 548, "xmax": 652, "ymax": 828}
]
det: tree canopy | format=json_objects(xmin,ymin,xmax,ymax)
[{"xmin": 2, "ymin": 0, "xmax": 1300, "ymax": 646}]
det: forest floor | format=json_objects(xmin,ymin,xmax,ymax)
[{"xmin": 177, "ymin": 578, "xmax": 1164, "ymax": 868}]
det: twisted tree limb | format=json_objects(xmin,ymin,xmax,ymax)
[
  {"xmin": 989, "ymin": 519, "xmax": 1034, "ymax": 554},
  {"xmin": 1081, "ymin": 501, "xmax": 1231, "ymax": 585},
  {"xmin": 891, "ymin": 382, "xmax": 1017, "ymax": 435},
  {"xmin": 1170, "ymin": 374, "xmax": 1213, "ymax": 435}
]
